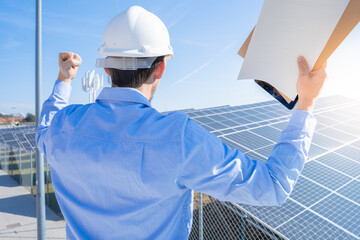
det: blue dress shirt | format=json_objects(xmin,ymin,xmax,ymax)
[{"xmin": 37, "ymin": 80, "xmax": 316, "ymax": 239}]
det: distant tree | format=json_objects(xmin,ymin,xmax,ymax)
[{"xmin": 24, "ymin": 113, "xmax": 36, "ymax": 122}]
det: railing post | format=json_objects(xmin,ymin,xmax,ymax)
[
  {"xmin": 46, "ymin": 158, "xmax": 49, "ymax": 206},
  {"xmin": 199, "ymin": 193, "xmax": 203, "ymax": 240},
  {"xmin": 4, "ymin": 145, "xmax": 8, "ymax": 172},
  {"xmin": 0, "ymin": 143, "xmax": 3, "ymax": 169},
  {"xmin": 0, "ymin": 142, "xmax": 2, "ymax": 168},
  {"xmin": 19, "ymin": 148, "xmax": 22, "ymax": 185},
  {"xmin": 10, "ymin": 146, "xmax": 13, "ymax": 175},
  {"xmin": 30, "ymin": 151, "xmax": 33, "ymax": 195}
]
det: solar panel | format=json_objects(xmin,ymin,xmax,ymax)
[
  {"xmin": 188, "ymin": 95, "xmax": 360, "ymax": 239},
  {"xmin": 276, "ymin": 210, "xmax": 357, "ymax": 239},
  {"xmin": 351, "ymin": 140, "xmax": 360, "ymax": 149},
  {"xmin": 290, "ymin": 176, "xmax": 331, "ymax": 207},
  {"xmin": 337, "ymin": 181, "xmax": 360, "ymax": 204},
  {"xmin": 3, "ymin": 133, "xmax": 15, "ymax": 141},
  {"xmin": 310, "ymin": 194, "xmax": 360, "ymax": 236},
  {"xmin": 316, "ymin": 152, "xmax": 360, "ymax": 178},
  {"xmin": 317, "ymin": 127, "xmax": 357, "ymax": 143},
  {"xmin": 335, "ymin": 145, "xmax": 360, "ymax": 163},
  {"xmin": 301, "ymin": 161, "xmax": 353, "ymax": 191},
  {"xmin": 311, "ymin": 133, "xmax": 343, "ymax": 150},
  {"xmin": 0, "ymin": 126, "xmax": 36, "ymax": 153}
]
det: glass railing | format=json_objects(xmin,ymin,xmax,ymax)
[{"xmin": 0, "ymin": 142, "xmax": 62, "ymax": 217}]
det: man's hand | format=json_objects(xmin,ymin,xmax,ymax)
[
  {"xmin": 58, "ymin": 52, "xmax": 82, "ymax": 84},
  {"xmin": 296, "ymin": 56, "xmax": 327, "ymax": 113}
]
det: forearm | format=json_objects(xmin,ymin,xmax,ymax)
[
  {"xmin": 265, "ymin": 110, "xmax": 316, "ymax": 205},
  {"xmin": 36, "ymin": 80, "xmax": 72, "ymax": 153},
  {"xmin": 181, "ymin": 110, "xmax": 316, "ymax": 206}
]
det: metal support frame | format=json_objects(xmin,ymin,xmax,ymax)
[
  {"xmin": 199, "ymin": 193, "xmax": 203, "ymax": 240},
  {"xmin": 19, "ymin": 148, "xmax": 22, "ymax": 185},
  {"xmin": 0, "ymin": 143, "xmax": 2, "ymax": 169},
  {"xmin": 30, "ymin": 151, "xmax": 33, "ymax": 195},
  {"xmin": 46, "ymin": 159, "xmax": 49, "ymax": 206},
  {"xmin": 4, "ymin": 145, "xmax": 8, "ymax": 172},
  {"xmin": 35, "ymin": 0, "xmax": 46, "ymax": 238}
]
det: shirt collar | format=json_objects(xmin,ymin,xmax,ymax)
[{"xmin": 96, "ymin": 87, "xmax": 151, "ymax": 107}]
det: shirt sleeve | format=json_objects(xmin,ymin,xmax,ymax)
[
  {"xmin": 180, "ymin": 110, "xmax": 316, "ymax": 206},
  {"xmin": 36, "ymin": 80, "xmax": 72, "ymax": 156}
]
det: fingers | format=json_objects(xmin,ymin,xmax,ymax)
[
  {"xmin": 312, "ymin": 61, "xmax": 327, "ymax": 79},
  {"xmin": 319, "ymin": 60, "xmax": 327, "ymax": 73},
  {"xmin": 297, "ymin": 56, "xmax": 310, "ymax": 78},
  {"xmin": 59, "ymin": 52, "xmax": 82, "ymax": 67},
  {"xmin": 59, "ymin": 52, "xmax": 74, "ymax": 61},
  {"xmin": 71, "ymin": 58, "xmax": 81, "ymax": 67}
]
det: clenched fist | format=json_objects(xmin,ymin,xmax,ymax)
[{"xmin": 58, "ymin": 52, "xmax": 82, "ymax": 84}]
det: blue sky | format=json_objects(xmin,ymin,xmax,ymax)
[{"xmin": 0, "ymin": 0, "xmax": 359, "ymax": 114}]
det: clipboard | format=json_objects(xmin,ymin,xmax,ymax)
[{"xmin": 238, "ymin": 0, "xmax": 360, "ymax": 109}]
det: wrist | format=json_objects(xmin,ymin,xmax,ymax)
[
  {"xmin": 296, "ymin": 98, "xmax": 315, "ymax": 113},
  {"xmin": 58, "ymin": 72, "xmax": 72, "ymax": 85}
]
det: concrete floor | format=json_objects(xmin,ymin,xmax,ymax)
[{"xmin": 0, "ymin": 169, "xmax": 66, "ymax": 239}]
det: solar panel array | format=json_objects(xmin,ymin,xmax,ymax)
[
  {"xmin": 185, "ymin": 95, "xmax": 360, "ymax": 239},
  {"xmin": 0, "ymin": 125, "xmax": 36, "ymax": 153}
]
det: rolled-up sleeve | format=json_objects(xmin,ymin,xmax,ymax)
[{"xmin": 180, "ymin": 110, "xmax": 316, "ymax": 206}]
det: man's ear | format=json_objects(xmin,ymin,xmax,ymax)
[
  {"xmin": 154, "ymin": 60, "xmax": 166, "ymax": 80},
  {"xmin": 104, "ymin": 68, "xmax": 111, "ymax": 76}
]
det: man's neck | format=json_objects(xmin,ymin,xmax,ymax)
[{"xmin": 136, "ymin": 84, "xmax": 153, "ymax": 101}]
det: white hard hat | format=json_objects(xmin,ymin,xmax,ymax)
[{"xmin": 96, "ymin": 6, "xmax": 173, "ymax": 70}]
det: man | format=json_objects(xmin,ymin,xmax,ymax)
[{"xmin": 37, "ymin": 6, "xmax": 327, "ymax": 240}]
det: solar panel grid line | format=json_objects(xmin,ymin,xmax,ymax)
[
  {"xmin": 334, "ymin": 123, "xmax": 360, "ymax": 136},
  {"xmin": 220, "ymin": 135, "xmax": 255, "ymax": 153},
  {"xmin": 313, "ymin": 102, "xmax": 359, "ymax": 117},
  {"xmin": 337, "ymin": 180, "xmax": 360, "ymax": 204},
  {"xmin": 310, "ymin": 194, "xmax": 360, "ymax": 238},
  {"xmin": 191, "ymin": 102, "xmax": 280, "ymax": 119},
  {"xmin": 318, "ymin": 127, "xmax": 358, "ymax": 143},
  {"xmin": 311, "ymin": 133, "xmax": 343, "ymax": 150},
  {"xmin": 308, "ymin": 137, "xmax": 360, "ymax": 162},
  {"xmin": 313, "ymin": 105, "xmax": 354, "ymax": 115},
  {"xmin": 313, "ymin": 113, "xmax": 360, "ymax": 136},
  {"xmin": 244, "ymin": 129, "xmax": 277, "ymax": 145},
  {"xmin": 337, "ymin": 144, "xmax": 360, "ymax": 159},
  {"xmin": 278, "ymin": 197, "xmax": 359, "ymax": 239},
  {"xmin": 312, "ymin": 159, "xmax": 359, "ymax": 184},
  {"xmin": 226, "ymin": 131, "xmax": 274, "ymax": 150},
  {"xmin": 316, "ymin": 152, "xmax": 360, "ymax": 176},
  {"xmin": 243, "ymin": 150, "xmax": 268, "ymax": 162},
  {"xmin": 350, "ymin": 142, "xmax": 360, "ymax": 151},
  {"xmin": 203, "ymin": 111, "xmax": 282, "ymax": 134},
  {"xmin": 218, "ymin": 119, "xmax": 290, "ymax": 138},
  {"xmin": 299, "ymin": 174, "xmax": 360, "ymax": 209}
]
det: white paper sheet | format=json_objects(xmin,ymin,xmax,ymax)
[{"xmin": 238, "ymin": 0, "xmax": 349, "ymax": 100}]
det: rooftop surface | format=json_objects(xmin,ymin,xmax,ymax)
[{"xmin": 0, "ymin": 169, "xmax": 65, "ymax": 239}]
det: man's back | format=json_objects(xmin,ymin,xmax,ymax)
[{"xmin": 44, "ymin": 87, "xmax": 193, "ymax": 239}]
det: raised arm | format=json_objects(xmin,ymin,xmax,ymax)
[
  {"xmin": 180, "ymin": 57, "xmax": 327, "ymax": 206},
  {"xmin": 36, "ymin": 52, "xmax": 81, "ymax": 154}
]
